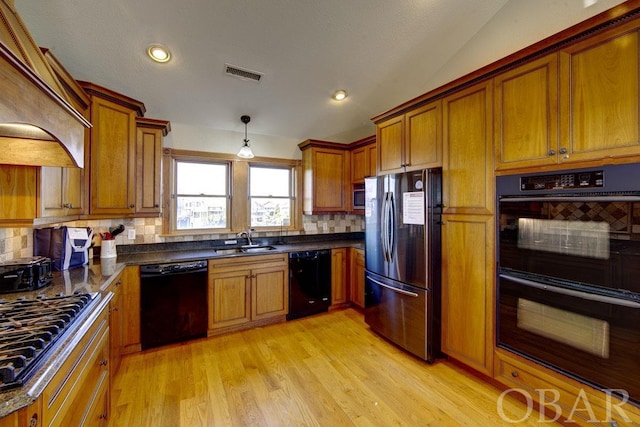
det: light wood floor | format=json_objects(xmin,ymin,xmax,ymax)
[{"xmin": 109, "ymin": 309, "xmax": 550, "ymax": 426}]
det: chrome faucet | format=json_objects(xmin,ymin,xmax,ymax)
[{"xmin": 237, "ymin": 229, "xmax": 254, "ymax": 246}]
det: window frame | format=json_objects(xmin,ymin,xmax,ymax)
[
  {"xmin": 163, "ymin": 149, "xmax": 301, "ymax": 236},
  {"xmin": 248, "ymin": 162, "xmax": 297, "ymax": 230}
]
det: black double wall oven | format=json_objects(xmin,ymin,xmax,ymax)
[{"xmin": 496, "ymin": 164, "xmax": 640, "ymax": 405}]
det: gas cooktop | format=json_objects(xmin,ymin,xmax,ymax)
[{"xmin": 0, "ymin": 292, "xmax": 96, "ymax": 391}]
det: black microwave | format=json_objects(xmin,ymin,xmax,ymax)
[{"xmin": 353, "ymin": 186, "xmax": 365, "ymax": 209}]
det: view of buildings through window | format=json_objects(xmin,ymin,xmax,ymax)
[
  {"xmin": 175, "ymin": 161, "xmax": 229, "ymax": 230},
  {"xmin": 249, "ymin": 166, "xmax": 292, "ymax": 227}
]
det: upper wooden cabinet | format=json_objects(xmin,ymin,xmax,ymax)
[
  {"xmin": 496, "ymin": 24, "xmax": 640, "ymax": 170},
  {"xmin": 442, "ymin": 81, "xmax": 493, "ymax": 215},
  {"xmin": 39, "ymin": 167, "xmax": 84, "ymax": 218},
  {"xmin": 135, "ymin": 118, "xmax": 170, "ymax": 215},
  {"xmin": 81, "ymin": 82, "xmax": 144, "ymax": 217},
  {"xmin": 494, "ymin": 54, "xmax": 559, "ymax": 171},
  {"xmin": 299, "ymin": 140, "xmax": 350, "ymax": 214},
  {"xmin": 376, "ymin": 100, "xmax": 442, "ymax": 175},
  {"xmin": 0, "ymin": 165, "xmax": 37, "ymax": 225},
  {"xmin": 350, "ymin": 136, "xmax": 377, "ymax": 183},
  {"xmin": 559, "ymin": 23, "xmax": 640, "ymax": 164}
]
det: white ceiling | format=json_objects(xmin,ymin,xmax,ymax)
[{"xmin": 15, "ymin": 0, "xmax": 627, "ymax": 145}]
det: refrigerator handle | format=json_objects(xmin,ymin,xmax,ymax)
[
  {"xmin": 388, "ymin": 191, "xmax": 395, "ymax": 262},
  {"xmin": 381, "ymin": 192, "xmax": 392, "ymax": 263}
]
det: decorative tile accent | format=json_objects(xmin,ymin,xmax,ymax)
[{"xmin": 0, "ymin": 214, "xmax": 364, "ymax": 261}]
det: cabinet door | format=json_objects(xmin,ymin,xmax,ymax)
[
  {"xmin": 351, "ymin": 146, "xmax": 367, "ymax": 183},
  {"xmin": 311, "ymin": 147, "xmax": 347, "ymax": 212},
  {"xmin": 441, "ymin": 214, "xmax": 494, "ymax": 376},
  {"xmin": 377, "ymin": 115, "xmax": 404, "ymax": 174},
  {"xmin": 121, "ymin": 266, "xmax": 141, "ymax": 355},
  {"xmin": 560, "ymin": 25, "xmax": 640, "ymax": 163},
  {"xmin": 251, "ymin": 265, "xmax": 288, "ymax": 321},
  {"xmin": 108, "ymin": 274, "xmax": 123, "ymax": 378},
  {"xmin": 367, "ymin": 144, "xmax": 377, "ymax": 177},
  {"xmin": 405, "ymin": 100, "xmax": 442, "ymax": 169},
  {"xmin": 40, "ymin": 166, "xmax": 84, "ymax": 217},
  {"xmin": 350, "ymin": 248, "xmax": 365, "ymax": 308},
  {"xmin": 0, "ymin": 165, "xmax": 36, "ymax": 221},
  {"xmin": 495, "ymin": 54, "xmax": 559, "ymax": 170},
  {"xmin": 210, "ymin": 269, "xmax": 252, "ymax": 329},
  {"xmin": 443, "ymin": 81, "xmax": 493, "ymax": 215},
  {"xmin": 89, "ymin": 96, "xmax": 136, "ymax": 215},
  {"xmin": 331, "ymin": 248, "xmax": 348, "ymax": 306},
  {"xmin": 135, "ymin": 126, "xmax": 162, "ymax": 214}
]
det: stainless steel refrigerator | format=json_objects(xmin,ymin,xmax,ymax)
[{"xmin": 364, "ymin": 168, "xmax": 442, "ymax": 361}]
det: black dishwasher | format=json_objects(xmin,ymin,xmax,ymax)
[
  {"xmin": 287, "ymin": 249, "xmax": 332, "ymax": 320},
  {"xmin": 140, "ymin": 260, "xmax": 208, "ymax": 350}
]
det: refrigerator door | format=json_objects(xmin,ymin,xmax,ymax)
[
  {"xmin": 364, "ymin": 270, "xmax": 435, "ymax": 361},
  {"xmin": 365, "ymin": 176, "xmax": 386, "ymax": 277},
  {"xmin": 387, "ymin": 170, "xmax": 427, "ymax": 288}
]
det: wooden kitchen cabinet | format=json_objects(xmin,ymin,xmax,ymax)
[
  {"xmin": 376, "ymin": 100, "xmax": 442, "ymax": 175},
  {"xmin": 209, "ymin": 254, "xmax": 288, "ymax": 335},
  {"xmin": 558, "ymin": 23, "xmax": 640, "ymax": 164},
  {"xmin": 0, "ymin": 400, "xmax": 40, "ymax": 427},
  {"xmin": 350, "ymin": 136, "xmax": 377, "ymax": 183},
  {"xmin": 494, "ymin": 54, "xmax": 559, "ymax": 171},
  {"xmin": 349, "ymin": 248, "xmax": 365, "ymax": 308},
  {"xmin": 496, "ymin": 24, "xmax": 640, "ymax": 171},
  {"xmin": 0, "ymin": 165, "xmax": 37, "ymax": 225},
  {"xmin": 299, "ymin": 140, "xmax": 350, "ymax": 214},
  {"xmin": 494, "ymin": 349, "xmax": 640, "ymax": 426},
  {"xmin": 331, "ymin": 248, "xmax": 348, "ymax": 307},
  {"xmin": 106, "ymin": 270, "xmax": 124, "ymax": 378},
  {"xmin": 441, "ymin": 214, "xmax": 495, "ymax": 376},
  {"xmin": 121, "ymin": 266, "xmax": 141, "ymax": 355},
  {"xmin": 135, "ymin": 118, "xmax": 170, "ymax": 215},
  {"xmin": 80, "ymin": 82, "xmax": 144, "ymax": 217},
  {"xmin": 42, "ymin": 301, "xmax": 110, "ymax": 427},
  {"xmin": 442, "ymin": 81, "xmax": 493, "ymax": 215},
  {"xmin": 39, "ymin": 166, "xmax": 84, "ymax": 218}
]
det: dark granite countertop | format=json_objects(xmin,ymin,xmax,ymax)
[{"xmin": 0, "ymin": 235, "xmax": 364, "ymax": 417}]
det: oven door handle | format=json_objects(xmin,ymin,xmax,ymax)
[
  {"xmin": 500, "ymin": 274, "xmax": 640, "ymax": 309},
  {"xmin": 367, "ymin": 276, "xmax": 419, "ymax": 297}
]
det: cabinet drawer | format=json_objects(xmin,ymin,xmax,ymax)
[{"xmin": 495, "ymin": 351, "xmax": 640, "ymax": 425}]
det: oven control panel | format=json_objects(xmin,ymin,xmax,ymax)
[{"xmin": 520, "ymin": 170, "xmax": 604, "ymax": 191}]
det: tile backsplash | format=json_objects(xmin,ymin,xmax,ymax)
[{"xmin": 0, "ymin": 214, "xmax": 364, "ymax": 262}]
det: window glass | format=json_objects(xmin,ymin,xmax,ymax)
[
  {"xmin": 175, "ymin": 161, "xmax": 229, "ymax": 230},
  {"xmin": 249, "ymin": 166, "xmax": 292, "ymax": 227}
]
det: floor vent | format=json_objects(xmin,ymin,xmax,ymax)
[{"xmin": 224, "ymin": 63, "xmax": 264, "ymax": 83}]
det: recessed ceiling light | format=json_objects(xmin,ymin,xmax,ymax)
[
  {"xmin": 147, "ymin": 44, "xmax": 171, "ymax": 63},
  {"xmin": 332, "ymin": 90, "xmax": 348, "ymax": 101}
]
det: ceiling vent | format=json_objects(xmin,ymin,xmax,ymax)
[{"xmin": 224, "ymin": 63, "xmax": 264, "ymax": 83}]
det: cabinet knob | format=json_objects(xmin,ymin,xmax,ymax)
[
  {"xmin": 559, "ymin": 147, "xmax": 568, "ymax": 154},
  {"xmin": 99, "ymin": 413, "xmax": 108, "ymax": 420},
  {"xmin": 99, "ymin": 359, "xmax": 108, "ymax": 367},
  {"xmin": 511, "ymin": 371, "xmax": 519, "ymax": 378},
  {"xmin": 154, "ymin": 204, "xmax": 160, "ymax": 208},
  {"xmin": 28, "ymin": 414, "xmax": 38, "ymax": 427},
  {"xmin": 63, "ymin": 203, "xmax": 73, "ymax": 209},
  {"xmin": 548, "ymin": 149, "xmax": 556, "ymax": 156},
  {"xmin": 129, "ymin": 204, "xmax": 135, "ymax": 209}
]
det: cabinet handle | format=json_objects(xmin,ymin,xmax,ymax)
[
  {"xmin": 99, "ymin": 413, "xmax": 108, "ymax": 420},
  {"xmin": 129, "ymin": 204, "xmax": 135, "ymax": 209},
  {"xmin": 511, "ymin": 371, "xmax": 519, "ymax": 378},
  {"xmin": 548, "ymin": 149, "xmax": 556, "ymax": 156},
  {"xmin": 116, "ymin": 280, "xmax": 122, "ymax": 287},
  {"xmin": 559, "ymin": 147, "xmax": 568, "ymax": 154},
  {"xmin": 154, "ymin": 204, "xmax": 160, "ymax": 208},
  {"xmin": 99, "ymin": 359, "xmax": 108, "ymax": 367},
  {"xmin": 63, "ymin": 203, "xmax": 73, "ymax": 209},
  {"xmin": 28, "ymin": 414, "xmax": 38, "ymax": 427}
]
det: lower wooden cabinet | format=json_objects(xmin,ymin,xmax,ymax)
[
  {"xmin": 494, "ymin": 350, "xmax": 640, "ymax": 426},
  {"xmin": 121, "ymin": 266, "xmax": 141, "ymax": 355},
  {"xmin": 42, "ymin": 302, "xmax": 110, "ymax": 427},
  {"xmin": 331, "ymin": 248, "xmax": 348, "ymax": 307},
  {"xmin": 0, "ymin": 400, "xmax": 40, "ymax": 427},
  {"xmin": 349, "ymin": 248, "xmax": 365, "ymax": 308},
  {"xmin": 209, "ymin": 254, "xmax": 288, "ymax": 335},
  {"xmin": 106, "ymin": 270, "xmax": 124, "ymax": 378},
  {"xmin": 441, "ymin": 214, "xmax": 494, "ymax": 376}
]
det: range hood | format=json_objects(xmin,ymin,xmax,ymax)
[{"xmin": 0, "ymin": 0, "xmax": 89, "ymax": 168}]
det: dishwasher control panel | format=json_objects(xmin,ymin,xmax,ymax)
[{"xmin": 140, "ymin": 260, "xmax": 207, "ymax": 275}]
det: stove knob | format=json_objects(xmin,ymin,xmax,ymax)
[
  {"xmin": 37, "ymin": 294, "xmax": 46, "ymax": 299},
  {"xmin": 0, "ymin": 298, "xmax": 6, "ymax": 304}
]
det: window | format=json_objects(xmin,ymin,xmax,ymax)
[
  {"xmin": 174, "ymin": 160, "xmax": 229, "ymax": 230},
  {"xmin": 164, "ymin": 149, "xmax": 301, "ymax": 235},
  {"xmin": 249, "ymin": 166, "xmax": 294, "ymax": 227}
]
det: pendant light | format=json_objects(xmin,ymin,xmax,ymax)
[{"xmin": 237, "ymin": 115, "xmax": 254, "ymax": 159}]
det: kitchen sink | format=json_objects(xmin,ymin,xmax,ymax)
[
  {"xmin": 214, "ymin": 245, "xmax": 277, "ymax": 255},
  {"xmin": 241, "ymin": 245, "xmax": 276, "ymax": 253}
]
